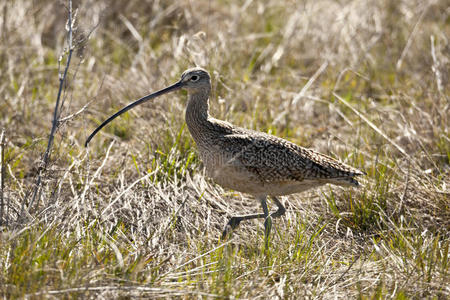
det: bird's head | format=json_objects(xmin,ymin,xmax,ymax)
[{"xmin": 180, "ymin": 67, "xmax": 211, "ymax": 94}]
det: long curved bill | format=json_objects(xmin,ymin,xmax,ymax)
[{"xmin": 85, "ymin": 81, "xmax": 183, "ymax": 147}]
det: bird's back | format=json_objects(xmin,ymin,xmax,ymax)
[{"xmin": 196, "ymin": 118, "xmax": 364, "ymax": 195}]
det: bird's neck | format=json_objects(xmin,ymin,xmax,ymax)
[{"xmin": 185, "ymin": 89, "xmax": 212, "ymax": 143}]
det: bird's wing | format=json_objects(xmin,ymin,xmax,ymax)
[{"xmin": 217, "ymin": 131, "xmax": 364, "ymax": 184}]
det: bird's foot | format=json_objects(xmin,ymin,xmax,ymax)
[{"xmin": 221, "ymin": 216, "xmax": 242, "ymax": 240}]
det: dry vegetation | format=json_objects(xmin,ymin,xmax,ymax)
[{"xmin": 0, "ymin": 0, "xmax": 449, "ymax": 298}]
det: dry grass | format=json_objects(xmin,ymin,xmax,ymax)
[{"xmin": 0, "ymin": 0, "xmax": 449, "ymax": 298}]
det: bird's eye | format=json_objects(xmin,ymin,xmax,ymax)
[{"xmin": 190, "ymin": 75, "xmax": 199, "ymax": 82}]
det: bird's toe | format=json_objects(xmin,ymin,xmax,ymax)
[{"xmin": 221, "ymin": 217, "xmax": 242, "ymax": 239}]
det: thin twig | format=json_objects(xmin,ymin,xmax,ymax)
[
  {"xmin": 332, "ymin": 254, "xmax": 362, "ymax": 288},
  {"xmin": 292, "ymin": 61, "xmax": 328, "ymax": 105},
  {"xmin": 0, "ymin": 128, "xmax": 5, "ymax": 226},
  {"xmin": 430, "ymin": 35, "xmax": 444, "ymax": 96},
  {"xmin": 333, "ymin": 92, "xmax": 411, "ymax": 161},
  {"xmin": 396, "ymin": 5, "xmax": 429, "ymax": 71},
  {"xmin": 81, "ymin": 140, "xmax": 115, "ymax": 203},
  {"xmin": 397, "ymin": 161, "xmax": 410, "ymax": 215},
  {"xmin": 59, "ymin": 101, "xmax": 91, "ymax": 122},
  {"xmin": 28, "ymin": 0, "xmax": 74, "ymax": 212}
]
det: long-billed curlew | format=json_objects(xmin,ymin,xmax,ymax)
[{"xmin": 85, "ymin": 67, "xmax": 365, "ymax": 247}]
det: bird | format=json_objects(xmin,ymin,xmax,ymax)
[{"xmin": 85, "ymin": 67, "xmax": 365, "ymax": 248}]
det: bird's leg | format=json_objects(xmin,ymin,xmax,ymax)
[
  {"xmin": 221, "ymin": 195, "xmax": 273, "ymax": 240},
  {"xmin": 270, "ymin": 196, "xmax": 286, "ymax": 218},
  {"xmin": 221, "ymin": 196, "xmax": 285, "ymax": 244},
  {"xmin": 259, "ymin": 196, "xmax": 272, "ymax": 249},
  {"xmin": 221, "ymin": 212, "xmax": 266, "ymax": 239}
]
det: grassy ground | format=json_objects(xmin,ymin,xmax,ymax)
[{"xmin": 0, "ymin": 0, "xmax": 448, "ymax": 298}]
